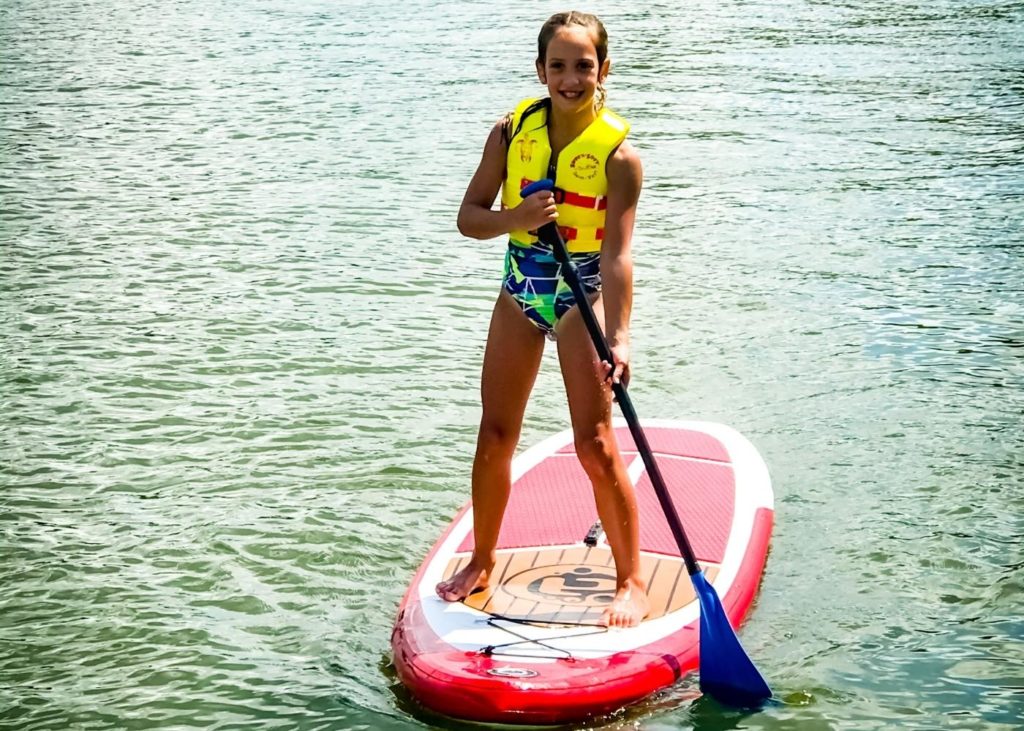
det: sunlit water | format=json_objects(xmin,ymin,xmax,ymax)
[{"xmin": 2, "ymin": 1, "xmax": 1022, "ymax": 729}]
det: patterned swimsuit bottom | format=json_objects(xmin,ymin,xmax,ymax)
[{"xmin": 502, "ymin": 240, "xmax": 601, "ymax": 339}]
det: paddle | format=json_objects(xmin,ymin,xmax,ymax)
[{"xmin": 521, "ymin": 179, "xmax": 772, "ymax": 707}]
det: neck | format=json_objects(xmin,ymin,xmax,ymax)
[{"xmin": 547, "ymin": 102, "xmax": 597, "ymax": 150}]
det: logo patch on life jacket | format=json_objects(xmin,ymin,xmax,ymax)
[
  {"xmin": 570, "ymin": 153, "xmax": 599, "ymax": 179},
  {"xmin": 516, "ymin": 137, "xmax": 537, "ymax": 163}
]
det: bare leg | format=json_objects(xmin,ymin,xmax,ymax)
[
  {"xmin": 556, "ymin": 296, "xmax": 649, "ymax": 628},
  {"xmin": 436, "ymin": 291, "xmax": 545, "ymax": 601}
]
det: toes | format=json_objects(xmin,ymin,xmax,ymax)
[
  {"xmin": 439, "ymin": 590, "xmax": 461, "ymax": 602},
  {"xmin": 435, "ymin": 582, "xmax": 461, "ymax": 602},
  {"xmin": 600, "ymin": 608, "xmax": 641, "ymax": 628},
  {"xmin": 436, "ymin": 578, "xmax": 478, "ymax": 603},
  {"xmin": 435, "ymin": 566, "xmax": 491, "ymax": 604}
]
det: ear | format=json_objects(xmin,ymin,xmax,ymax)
[
  {"xmin": 599, "ymin": 58, "xmax": 611, "ymax": 84},
  {"xmin": 536, "ymin": 58, "xmax": 546, "ymax": 84}
]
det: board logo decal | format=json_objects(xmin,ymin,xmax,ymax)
[
  {"xmin": 505, "ymin": 564, "xmax": 615, "ymax": 605},
  {"xmin": 487, "ymin": 667, "xmax": 539, "ymax": 678}
]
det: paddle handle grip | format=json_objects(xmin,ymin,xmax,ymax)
[
  {"xmin": 520, "ymin": 178, "xmax": 557, "ymax": 199},
  {"xmin": 523, "ymin": 179, "xmax": 702, "ymax": 576}
]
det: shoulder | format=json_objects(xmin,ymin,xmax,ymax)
[
  {"xmin": 489, "ymin": 100, "xmax": 526, "ymax": 145},
  {"xmin": 608, "ymin": 139, "xmax": 642, "ymax": 186},
  {"xmin": 483, "ymin": 114, "xmax": 512, "ymax": 152}
]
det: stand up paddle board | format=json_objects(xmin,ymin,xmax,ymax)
[{"xmin": 391, "ymin": 419, "xmax": 773, "ymax": 724}]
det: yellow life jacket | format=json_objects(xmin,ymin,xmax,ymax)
[{"xmin": 500, "ymin": 97, "xmax": 629, "ymax": 253}]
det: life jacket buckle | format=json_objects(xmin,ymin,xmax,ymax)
[
  {"xmin": 592, "ymin": 194, "xmax": 605, "ymax": 210},
  {"xmin": 552, "ymin": 187, "xmax": 566, "ymax": 205}
]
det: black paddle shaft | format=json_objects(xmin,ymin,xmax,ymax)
[{"xmin": 538, "ymin": 222, "xmax": 702, "ymax": 577}]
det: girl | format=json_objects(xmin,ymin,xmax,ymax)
[{"xmin": 436, "ymin": 11, "xmax": 648, "ymax": 628}]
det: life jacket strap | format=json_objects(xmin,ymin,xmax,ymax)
[{"xmin": 519, "ymin": 178, "xmax": 608, "ymax": 211}]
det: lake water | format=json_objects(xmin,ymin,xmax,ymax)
[{"xmin": 2, "ymin": 1, "xmax": 1022, "ymax": 729}]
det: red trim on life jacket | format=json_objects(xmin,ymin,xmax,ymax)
[
  {"xmin": 558, "ymin": 226, "xmax": 605, "ymax": 242},
  {"xmin": 519, "ymin": 178, "xmax": 608, "ymax": 211}
]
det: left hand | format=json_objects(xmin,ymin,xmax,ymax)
[{"xmin": 602, "ymin": 342, "xmax": 631, "ymax": 390}]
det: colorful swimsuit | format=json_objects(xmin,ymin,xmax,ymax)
[{"xmin": 503, "ymin": 240, "xmax": 601, "ymax": 338}]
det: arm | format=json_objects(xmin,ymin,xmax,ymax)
[
  {"xmin": 600, "ymin": 141, "xmax": 643, "ymax": 384},
  {"xmin": 457, "ymin": 119, "xmax": 557, "ymax": 240}
]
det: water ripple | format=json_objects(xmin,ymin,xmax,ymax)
[{"xmin": 3, "ymin": 0, "xmax": 1022, "ymax": 729}]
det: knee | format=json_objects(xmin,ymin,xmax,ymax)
[
  {"xmin": 574, "ymin": 429, "xmax": 618, "ymax": 476},
  {"xmin": 476, "ymin": 419, "xmax": 519, "ymax": 462}
]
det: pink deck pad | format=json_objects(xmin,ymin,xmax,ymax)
[
  {"xmin": 458, "ymin": 427, "xmax": 734, "ymax": 562},
  {"xmin": 634, "ymin": 459, "xmax": 733, "ymax": 561},
  {"xmin": 559, "ymin": 426, "xmax": 729, "ymax": 462}
]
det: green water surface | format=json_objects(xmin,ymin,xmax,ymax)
[{"xmin": 2, "ymin": 1, "xmax": 1022, "ymax": 729}]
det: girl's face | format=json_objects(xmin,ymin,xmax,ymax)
[{"xmin": 536, "ymin": 25, "xmax": 609, "ymax": 115}]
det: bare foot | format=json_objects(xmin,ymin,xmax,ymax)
[
  {"xmin": 600, "ymin": 578, "xmax": 650, "ymax": 628},
  {"xmin": 436, "ymin": 559, "xmax": 492, "ymax": 602}
]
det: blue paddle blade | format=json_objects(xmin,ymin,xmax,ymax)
[{"xmin": 694, "ymin": 570, "xmax": 772, "ymax": 707}]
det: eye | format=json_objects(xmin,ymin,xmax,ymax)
[{"xmin": 549, "ymin": 61, "xmax": 564, "ymax": 70}]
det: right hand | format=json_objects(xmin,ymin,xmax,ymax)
[{"xmin": 511, "ymin": 190, "xmax": 558, "ymax": 231}]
